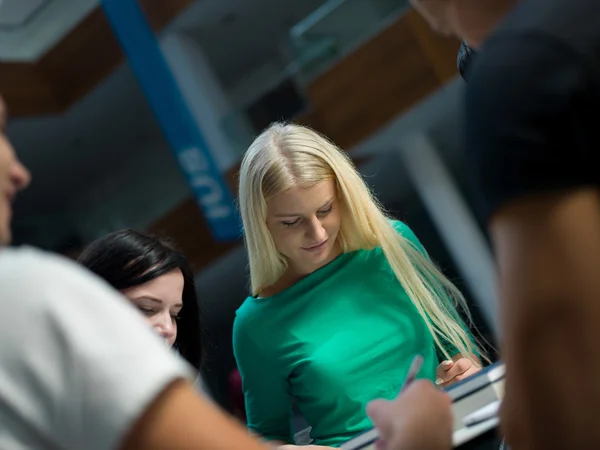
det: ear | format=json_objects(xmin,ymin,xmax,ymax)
[{"xmin": 457, "ymin": 41, "xmax": 477, "ymax": 81}]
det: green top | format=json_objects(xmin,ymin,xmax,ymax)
[{"xmin": 233, "ymin": 221, "xmax": 469, "ymax": 446}]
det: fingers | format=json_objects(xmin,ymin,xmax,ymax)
[
  {"xmin": 439, "ymin": 366, "xmax": 480, "ymax": 389},
  {"xmin": 436, "ymin": 358, "xmax": 473, "ymax": 386},
  {"xmin": 435, "ymin": 360, "xmax": 454, "ymax": 379},
  {"xmin": 368, "ymin": 381, "xmax": 453, "ymax": 450},
  {"xmin": 367, "ymin": 398, "xmax": 395, "ymax": 448},
  {"xmin": 367, "ymin": 380, "xmax": 435, "ymax": 429},
  {"xmin": 367, "ymin": 399, "xmax": 393, "ymax": 432},
  {"xmin": 448, "ymin": 358, "xmax": 473, "ymax": 378}
]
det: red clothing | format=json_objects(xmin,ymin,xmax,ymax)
[{"xmin": 228, "ymin": 368, "xmax": 246, "ymax": 421}]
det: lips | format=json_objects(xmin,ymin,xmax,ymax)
[
  {"xmin": 303, "ymin": 239, "xmax": 328, "ymax": 252},
  {"xmin": 3, "ymin": 190, "xmax": 13, "ymax": 217},
  {"xmin": 5, "ymin": 189, "xmax": 15, "ymax": 204}
]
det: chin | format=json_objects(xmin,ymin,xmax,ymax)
[
  {"xmin": 308, "ymin": 254, "xmax": 329, "ymax": 267},
  {"xmin": 0, "ymin": 229, "xmax": 10, "ymax": 246},
  {"xmin": 309, "ymin": 247, "xmax": 336, "ymax": 265},
  {"xmin": 428, "ymin": 18, "xmax": 455, "ymax": 36}
]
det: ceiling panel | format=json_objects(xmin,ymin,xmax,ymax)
[
  {"xmin": 0, "ymin": 0, "xmax": 98, "ymax": 61},
  {"xmin": 173, "ymin": 0, "xmax": 328, "ymax": 87},
  {"xmin": 0, "ymin": 0, "xmax": 48, "ymax": 28}
]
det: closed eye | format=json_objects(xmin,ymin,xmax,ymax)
[
  {"xmin": 281, "ymin": 218, "xmax": 300, "ymax": 227},
  {"xmin": 138, "ymin": 306, "xmax": 156, "ymax": 316},
  {"xmin": 317, "ymin": 205, "xmax": 333, "ymax": 216}
]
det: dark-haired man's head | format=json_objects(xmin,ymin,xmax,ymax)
[
  {"xmin": 78, "ymin": 229, "xmax": 203, "ymax": 371},
  {"xmin": 0, "ymin": 97, "xmax": 31, "ymax": 246},
  {"xmin": 409, "ymin": 0, "xmax": 519, "ymax": 48}
]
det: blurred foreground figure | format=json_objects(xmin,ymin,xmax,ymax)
[
  {"xmin": 411, "ymin": 0, "xmax": 600, "ymax": 448},
  {"xmin": 0, "ymin": 97, "xmax": 267, "ymax": 449}
]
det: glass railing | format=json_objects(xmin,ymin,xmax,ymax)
[
  {"xmin": 220, "ymin": 110, "xmax": 256, "ymax": 159},
  {"xmin": 287, "ymin": 0, "xmax": 410, "ymax": 83}
]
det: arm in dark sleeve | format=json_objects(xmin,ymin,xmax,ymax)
[
  {"xmin": 466, "ymin": 34, "xmax": 600, "ymax": 449},
  {"xmin": 465, "ymin": 34, "xmax": 597, "ymax": 223}
]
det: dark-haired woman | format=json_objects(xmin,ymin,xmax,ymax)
[{"xmin": 78, "ymin": 229, "xmax": 203, "ymax": 372}]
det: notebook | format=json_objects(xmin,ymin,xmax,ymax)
[
  {"xmin": 447, "ymin": 361, "xmax": 505, "ymax": 447},
  {"xmin": 340, "ymin": 361, "xmax": 506, "ymax": 450}
]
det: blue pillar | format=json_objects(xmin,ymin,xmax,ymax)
[{"xmin": 101, "ymin": 0, "xmax": 241, "ymax": 242}]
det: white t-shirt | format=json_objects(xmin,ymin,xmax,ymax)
[{"xmin": 0, "ymin": 247, "xmax": 193, "ymax": 449}]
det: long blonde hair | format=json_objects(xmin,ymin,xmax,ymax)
[{"xmin": 238, "ymin": 122, "xmax": 483, "ymax": 362}]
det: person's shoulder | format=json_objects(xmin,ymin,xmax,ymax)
[
  {"xmin": 468, "ymin": 31, "xmax": 587, "ymax": 111},
  {"xmin": 465, "ymin": 29, "xmax": 590, "ymax": 161},
  {"xmin": 234, "ymin": 291, "xmax": 295, "ymax": 348},
  {"xmin": 234, "ymin": 293, "xmax": 280, "ymax": 329},
  {"xmin": 0, "ymin": 249, "xmax": 195, "ymax": 450},
  {"xmin": 2, "ymin": 245, "xmax": 106, "ymax": 284},
  {"xmin": 0, "ymin": 246, "xmax": 98, "ymax": 294},
  {"xmin": 389, "ymin": 219, "xmax": 416, "ymax": 243},
  {"xmin": 389, "ymin": 220, "xmax": 423, "ymax": 251},
  {"xmin": 232, "ymin": 296, "xmax": 268, "ymax": 354},
  {"xmin": 0, "ymin": 246, "xmax": 121, "ymax": 315},
  {"xmin": 0, "ymin": 245, "xmax": 65, "ymax": 271},
  {"xmin": 363, "ymin": 220, "xmax": 427, "ymax": 262},
  {"xmin": 389, "ymin": 219, "xmax": 411, "ymax": 236},
  {"xmin": 464, "ymin": 31, "xmax": 595, "ymax": 221},
  {"xmin": 233, "ymin": 295, "xmax": 260, "ymax": 331},
  {"xmin": 501, "ymin": 0, "xmax": 600, "ymax": 53}
]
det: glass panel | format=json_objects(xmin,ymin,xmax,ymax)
[
  {"xmin": 220, "ymin": 0, "xmax": 411, "ymax": 154},
  {"xmin": 221, "ymin": 77, "xmax": 309, "ymax": 155},
  {"xmin": 287, "ymin": 0, "xmax": 410, "ymax": 82},
  {"xmin": 220, "ymin": 110, "xmax": 256, "ymax": 158}
]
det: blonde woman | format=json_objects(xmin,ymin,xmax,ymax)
[{"xmin": 233, "ymin": 123, "xmax": 484, "ymax": 448}]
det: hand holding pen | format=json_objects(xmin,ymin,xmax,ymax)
[{"xmin": 366, "ymin": 355, "xmax": 453, "ymax": 450}]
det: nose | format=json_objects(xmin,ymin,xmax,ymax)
[
  {"xmin": 11, "ymin": 158, "xmax": 31, "ymax": 192},
  {"xmin": 305, "ymin": 216, "xmax": 326, "ymax": 243},
  {"xmin": 154, "ymin": 312, "xmax": 176, "ymax": 340}
]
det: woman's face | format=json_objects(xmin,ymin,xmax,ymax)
[
  {"xmin": 121, "ymin": 268, "xmax": 184, "ymax": 347},
  {"xmin": 266, "ymin": 180, "xmax": 342, "ymax": 275}
]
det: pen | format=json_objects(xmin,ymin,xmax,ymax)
[{"xmin": 399, "ymin": 355, "xmax": 424, "ymax": 393}]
